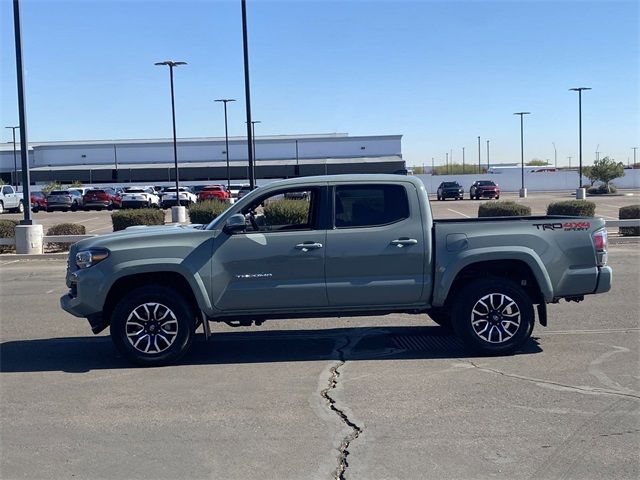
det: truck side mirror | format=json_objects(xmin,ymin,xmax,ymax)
[{"xmin": 223, "ymin": 213, "xmax": 247, "ymax": 234}]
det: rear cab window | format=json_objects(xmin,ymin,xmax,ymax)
[{"xmin": 334, "ymin": 184, "xmax": 410, "ymax": 228}]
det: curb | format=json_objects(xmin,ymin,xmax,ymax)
[{"xmin": 0, "ymin": 252, "xmax": 68, "ymax": 261}]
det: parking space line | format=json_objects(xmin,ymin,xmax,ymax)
[
  {"xmin": 0, "ymin": 260, "xmax": 20, "ymax": 266},
  {"xmin": 446, "ymin": 208, "xmax": 470, "ymax": 218}
]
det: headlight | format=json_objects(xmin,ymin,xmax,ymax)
[{"xmin": 76, "ymin": 249, "xmax": 109, "ymax": 269}]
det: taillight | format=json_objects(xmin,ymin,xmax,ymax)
[{"xmin": 592, "ymin": 228, "xmax": 608, "ymax": 266}]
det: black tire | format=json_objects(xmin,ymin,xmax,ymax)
[
  {"xmin": 110, "ymin": 285, "xmax": 196, "ymax": 366},
  {"xmin": 0, "ymin": 202, "xmax": 4, "ymax": 214},
  {"xmin": 495, "ymin": 195, "xmax": 500, "ymax": 200},
  {"xmin": 451, "ymin": 278, "xmax": 534, "ymax": 355},
  {"xmin": 32, "ymin": 206, "xmax": 39, "ymax": 213},
  {"xmin": 71, "ymin": 202, "xmax": 78, "ymax": 212}
]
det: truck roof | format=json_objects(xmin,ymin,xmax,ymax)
[{"xmin": 263, "ymin": 174, "xmax": 424, "ymax": 189}]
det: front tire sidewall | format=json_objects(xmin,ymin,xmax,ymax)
[
  {"xmin": 452, "ymin": 279, "xmax": 534, "ymax": 355},
  {"xmin": 110, "ymin": 286, "xmax": 196, "ymax": 366}
]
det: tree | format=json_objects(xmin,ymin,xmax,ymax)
[
  {"xmin": 588, "ymin": 157, "xmax": 624, "ymax": 193},
  {"xmin": 526, "ymin": 159, "xmax": 549, "ymax": 166}
]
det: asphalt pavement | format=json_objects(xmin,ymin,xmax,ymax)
[{"xmin": 0, "ymin": 245, "xmax": 638, "ymax": 479}]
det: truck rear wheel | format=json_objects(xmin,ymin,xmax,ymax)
[
  {"xmin": 451, "ymin": 278, "xmax": 534, "ymax": 355},
  {"xmin": 110, "ymin": 285, "xmax": 196, "ymax": 366}
]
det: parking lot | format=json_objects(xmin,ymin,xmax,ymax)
[{"xmin": 1, "ymin": 215, "xmax": 638, "ymax": 479}]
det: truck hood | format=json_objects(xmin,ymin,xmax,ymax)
[{"xmin": 73, "ymin": 224, "xmax": 208, "ymax": 252}]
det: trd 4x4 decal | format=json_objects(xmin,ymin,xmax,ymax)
[{"xmin": 533, "ymin": 222, "xmax": 591, "ymax": 231}]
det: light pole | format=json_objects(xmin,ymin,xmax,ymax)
[
  {"xmin": 477, "ymin": 136, "xmax": 481, "ymax": 174},
  {"xmin": 568, "ymin": 156, "xmax": 572, "ymax": 168},
  {"xmin": 462, "ymin": 147, "xmax": 465, "ymax": 173},
  {"xmin": 569, "ymin": 87, "xmax": 591, "ymax": 199},
  {"xmin": 514, "ymin": 112, "xmax": 531, "ymax": 198},
  {"xmin": 633, "ymin": 147, "xmax": 638, "ymax": 166},
  {"xmin": 552, "ymin": 142, "xmax": 557, "ymax": 168},
  {"xmin": 155, "ymin": 60, "xmax": 187, "ymax": 221},
  {"xmin": 486, "ymin": 140, "xmax": 490, "ymax": 170},
  {"xmin": 445, "ymin": 152, "xmax": 449, "ymax": 174},
  {"xmin": 4, "ymin": 126, "xmax": 19, "ymax": 187},
  {"xmin": 295, "ymin": 139, "xmax": 300, "ymax": 176},
  {"xmin": 215, "ymin": 98, "xmax": 236, "ymax": 191},
  {"xmin": 241, "ymin": 0, "xmax": 255, "ymax": 190},
  {"xmin": 249, "ymin": 120, "xmax": 261, "ymax": 182}
]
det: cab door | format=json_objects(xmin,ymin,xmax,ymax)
[
  {"xmin": 325, "ymin": 183, "xmax": 426, "ymax": 307},
  {"xmin": 211, "ymin": 186, "xmax": 329, "ymax": 312}
]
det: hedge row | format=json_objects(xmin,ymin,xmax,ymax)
[
  {"xmin": 547, "ymin": 200, "xmax": 596, "ymax": 217},
  {"xmin": 0, "ymin": 219, "xmax": 18, "ymax": 253},
  {"xmin": 478, "ymin": 201, "xmax": 531, "ymax": 217},
  {"xmin": 46, "ymin": 223, "xmax": 87, "ymax": 251},
  {"xmin": 111, "ymin": 209, "xmax": 165, "ymax": 231},
  {"xmin": 619, "ymin": 205, "xmax": 640, "ymax": 237},
  {"xmin": 264, "ymin": 199, "xmax": 309, "ymax": 225},
  {"xmin": 188, "ymin": 200, "xmax": 229, "ymax": 224}
]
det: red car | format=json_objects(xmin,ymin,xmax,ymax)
[
  {"xmin": 31, "ymin": 191, "xmax": 47, "ymax": 212},
  {"xmin": 82, "ymin": 188, "xmax": 121, "ymax": 210},
  {"xmin": 198, "ymin": 185, "xmax": 230, "ymax": 202},
  {"xmin": 469, "ymin": 180, "xmax": 500, "ymax": 200}
]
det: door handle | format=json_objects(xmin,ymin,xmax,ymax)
[
  {"xmin": 390, "ymin": 238, "xmax": 418, "ymax": 248},
  {"xmin": 295, "ymin": 242, "xmax": 323, "ymax": 252}
]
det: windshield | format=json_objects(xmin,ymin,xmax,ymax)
[
  {"xmin": 442, "ymin": 182, "xmax": 459, "ymax": 187},
  {"xmin": 477, "ymin": 181, "xmax": 495, "ymax": 186},
  {"xmin": 125, "ymin": 189, "xmax": 145, "ymax": 193}
]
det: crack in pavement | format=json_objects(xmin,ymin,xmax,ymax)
[
  {"xmin": 465, "ymin": 361, "xmax": 640, "ymax": 400},
  {"xmin": 321, "ymin": 337, "xmax": 363, "ymax": 480}
]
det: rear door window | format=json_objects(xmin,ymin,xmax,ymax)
[{"xmin": 334, "ymin": 184, "xmax": 409, "ymax": 228}]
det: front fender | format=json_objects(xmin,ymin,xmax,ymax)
[
  {"xmin": 107, "ymin": 259, "xmax": 213, "ymax": 312},
  {"xmin": 432, "ymin": 247, "xmax": 553, "ymax": 306}
]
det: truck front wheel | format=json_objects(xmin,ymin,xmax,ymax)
[
  {"xmin": 451, "ymin": 279, "xmax": 534, "ymax": 355},
  {"xmin": 110, "ymin": 285, "xmax": 196, "ymax": 366}
]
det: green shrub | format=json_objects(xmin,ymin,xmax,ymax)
[
  {"xmin": 111, "ymin": 209, "xmax": 165, "ymax": 231},
  {"xmin": 588, "ymin": 184, "xmax": 617, "ymax": 194},
  {"xmin": 0, "ymin": 219, "xmax": 18, "ymax": 253},
  {"xmin": 188, "ymin": 200, "xmax": 229, "ymax": 224},
  {"xmin": 619, "ymin": 205, "xmax": 640, "ymax": 237},
  {"xmin": 547, "ymin": 200, "xmax": 595, "ymax": 217},
  {"xmin": 46, "ymin": 223, "xmax": 87, "ymax": 251},
  {"xmin": 478, "ymin": 201, "xmax": 531, "ymax": 217},
  {"xmin": 264, "ymin": 199, "xmax": 309, "ymax": 225}
]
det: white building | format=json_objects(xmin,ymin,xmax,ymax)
[{"xmin": 0, "ymin": 133, "xmax": 404, "ymax": 185}]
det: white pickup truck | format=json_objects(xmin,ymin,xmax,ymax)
[{"xmin": 0, "ymin": 185, "xmax": 24, "ymax": 214}]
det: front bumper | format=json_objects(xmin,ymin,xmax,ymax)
[
  {"xmin": 476, "ymin": 190, "xmax": 499, "ymax": 197},
  {"xmin": 441, "ymin": 191, "xmax": 463, "ymax": 198},
  {"xmin": 83, "ymin": 201, "xmax": 110, "ymax": 209},
  {"xmin": 121, "ymin": 200, "xmax": 150, "ymax": 208}
]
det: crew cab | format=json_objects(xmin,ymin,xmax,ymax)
[
  {"xmin": 0, "ymin": 185, "xmax": 24, "ymax": 214},
  {"xmin": 61, "ymin": 175, "xmax": 612, "ymax": 366}
]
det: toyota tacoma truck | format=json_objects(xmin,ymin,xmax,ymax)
[{"xmin": 60, "ymin": 175, "xmax": 612, "ymax": 366}]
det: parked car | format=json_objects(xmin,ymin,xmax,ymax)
[
  {"xmin": 0, "ymin": 185, "xmax": 24, "ymax": 214},
  {"xmin": 470, "ymin": 180, "xmax": 500, "ymax": 200},
  {"xmin": 61, "ymin": 174, "xmax": 612, "ymax": 366},
  {"xmin": 82, "ymin": 188, "xmax": 120, "ymax": 210},
  {"xmin": 237, "ymin": 185, "xmax": 256, "ymax": 199},
  {"xmin": 121, "ymin": 186, "xmax": 160, "ymax": 209},
  {"xmin": 229, "ymin": 184, "xmax": 248, "ymax": 198},
  {"xmin": 161, "ymin": 187, "xmax": 197, "ymax": 208},
  {"xmin": 198, "ymin": 185, "xmax": 230, "ymax": 202},
  {"xmin": 436, "ymin": 181, "xmax": 464, "ymax": 201},
  {"xmin": 46, "ymin": 189, "xmax": 82, "ymax": 212},
  {"xmin": 30, "ymin": 191, "xmax": 47, "ymax": 212}
]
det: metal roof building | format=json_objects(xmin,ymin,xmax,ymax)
[{"xmin": 0, "ymin": 133, "xmax": 404, "ymax": 185}]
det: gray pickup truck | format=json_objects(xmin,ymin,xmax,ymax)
[{"xmin": 61, "ymin": 175, "xmax": 612, "ymax": 366}]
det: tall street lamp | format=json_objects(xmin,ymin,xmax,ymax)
[
  {"xmin": 569, "ymin": 87, "xmax": 591, "ymax": 199},
  {"xmin": 462, "ymin": 147, "xmax": 465, "ymax": 173},
  {"xmin": 215, "ymin": 98, "xmax": 235, "ymax": 191},
  {"xmin": 514, "ymin": 112, "xmax": 531, "ymax": 198},
  {"xmin": 552, "ymin": 142, "xmax": 557, "ymax": 168},
  {"xmin": 5, "ymin": 126, "xmax": 19, "ymax": 187},
  {"xmin": 155, "ymin": 60, "xmax": 187, "ymax": 221},
  {"xmin": 486, "ymin": 140, "xmax": 490, "ymax": 170},
  {"xmin": 632, "ymin": 147, "xmax": 638, "ymax": 167},
  {"xmin": 250, "ymin": 120, "xmax": 260, "ymax": 181},
  {"xmin": 477, "ymin": 136, "xmax": 481, "ymax": 174},
  {"xmin": 241, "ymin": 0, "xmax": 255, "ymax": 190}
]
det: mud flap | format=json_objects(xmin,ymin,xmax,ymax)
[{"xmin": 536, "ymin": 303, "xmax": 547, "ymax": 327}]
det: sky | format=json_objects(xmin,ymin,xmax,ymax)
[{"xmin": 1, "ymin": 0, "xmax": 638, "ymax": 168}]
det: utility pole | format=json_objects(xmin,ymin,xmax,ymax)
[
  {"xmin": 477, "ymin": 136, "xmax": 481, "ymax": 174},
  {"xmin": 446, "ymin": 152, "xmax": 449, "ymax": 174},
  {"xmin": 552, "ymin": 142, "xmax": 557, "ymax": 168},
  {"xmin": 632, "ymin": 147, "xmax": 638, "ymax": 166},
  {"xmin": 568, "ymin": 156, "xmax": 572, "ymax": 168},
  {"xmin": 462, "ymin": 147, "xmax": 465, "ymax": 173},
  {"xmin": 514, "ymin": 112, "xmax": 531, "ymax": 198},
  {"xmin": 486, "ymin": 140, "xmax": 490, "ymax": 170},
  {"xmin": 569, "ymin": 87, "xmax": 591, "ymax": 199}
]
